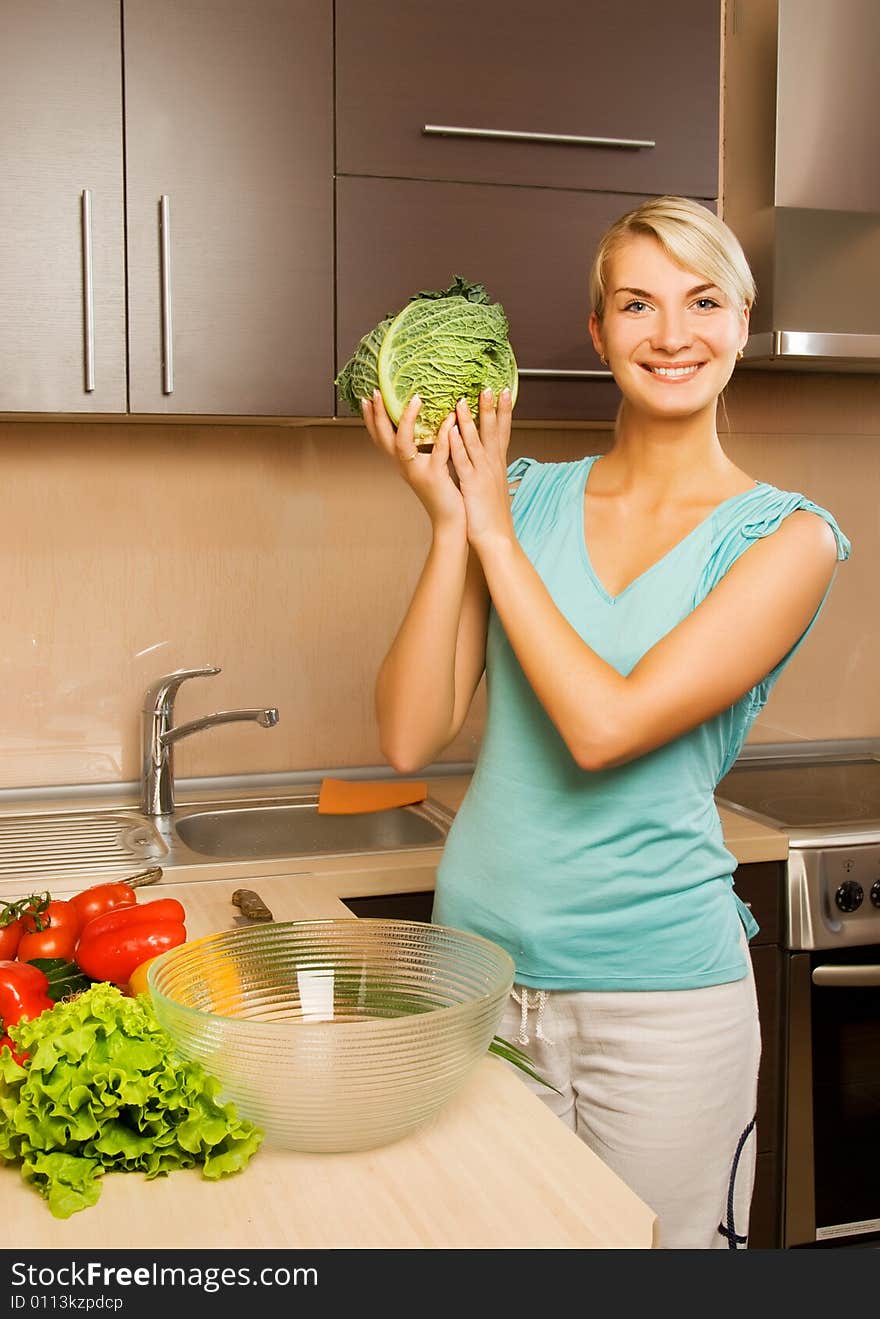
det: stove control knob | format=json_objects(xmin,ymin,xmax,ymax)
[
  {"xmin": 870, "ymin": 880, "xmax": 880, "ymax": 909},
  {"xmin": 835, "ymin": 880, "xmax": 864, "ymax": 913}
]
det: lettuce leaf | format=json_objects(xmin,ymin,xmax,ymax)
[{"xmin": 0, "ymin": 982, "xmax": 263, "ymax": 1217}]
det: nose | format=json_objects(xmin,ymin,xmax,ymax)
[{"xmin": 651, "ymin": 308, "xmax": 693, "ymax": 355}]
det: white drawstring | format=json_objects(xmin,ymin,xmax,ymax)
[{"xmin": 511, "ymin": 986, "xmax": 552, "ymax": 1045}]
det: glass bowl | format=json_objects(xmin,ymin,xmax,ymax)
[{"xmin": 147, "ymin": 917, "xmax": 515, "ymax": 1152}]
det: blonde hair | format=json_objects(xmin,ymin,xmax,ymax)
[{"xmin": 589, "ymin": 196, "xmax": 756, "ymax": 321}]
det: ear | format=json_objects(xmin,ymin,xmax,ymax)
[
  {"xmin": 739, "ymin": 304, "xmax": 751, "ymax": 354},
  {"xmin": 588, "ymin": 310, "xmax": 605, "ymax": 359}
]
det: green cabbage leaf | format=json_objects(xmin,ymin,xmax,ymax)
[
  {"xmin": 0, "ymin": 983, "xmax": 263, "ymax": 1218},
  {"xmin": 335, "ymin": 276, "xmax": 517, "ymax": 443}
]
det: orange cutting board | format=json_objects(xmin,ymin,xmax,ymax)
[{"xmin": 317, "ymin": 777, "xmax": 428, "ymax": 815}]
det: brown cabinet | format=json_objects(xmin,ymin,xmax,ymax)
[
  {"xmin": 334, "ymin": 0, "xmax": 721, "ymax": 424},
  {"xmin": 1, "ymin": 0, "xmax": 334, "ymax": 418},
  {"xmin": 336, "ymin": 176, "xmax": 631, "ymax": 421},
  {"xmin": 732, "ymin": 859, "xmax": 788, "ymax": 1248},
  {"xmin": 0, "ymin": 1, "xmax": 127, "ymax": 413},
  {"xmin": 336, "ymin": 0, "xmax": 720, "ymax": 199}
]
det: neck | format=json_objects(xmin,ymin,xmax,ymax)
[{"xmin": 601, "ymin": 400, "xmax": 736, "ymax": 499}]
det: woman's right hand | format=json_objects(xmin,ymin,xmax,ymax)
[{"xmin": 361, "ymin": 391, "xmax": 466, "ymax": 535}]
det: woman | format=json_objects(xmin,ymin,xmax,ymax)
[{"xmin": 360, "ymin": 196, "xmax": 850, "ymax": 1249}]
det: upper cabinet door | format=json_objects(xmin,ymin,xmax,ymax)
[
  {"xmin": 336, "ymin": 0, "xmax": 721, "ymax": 200},
  {"xmin": 0, "ymin": 0, "xmax": 126, "ymax": 413},
  {"xmin": 124, "ymin": 0, "xmax": 334, "ymax": 415}
]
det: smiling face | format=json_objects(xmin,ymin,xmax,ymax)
[{"xmin": 589, "ymin": 234, "xmax": 750, "ymax": 421}]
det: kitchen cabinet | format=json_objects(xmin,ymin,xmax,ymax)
[
  {"xmin": 335, "ymin": 0, "xmax": 721, "ymax": 198},
  {"xmin": 336, "ymin": 176, "xmax": 627, "ymax": 422},
  {"xmin": 334, "ymin": 0, "xmax": 721, "ymax": 423},
  {"xmin": 732, "ymin": 859, "xmax": 788, "ymax": 1249},
  {"xmin": 0, "ymin": 0, "xmax": 333, "ymax": 417},
  {"xmin": 0, "ymin": 1, "xmax": 127, "ymax": 413}
]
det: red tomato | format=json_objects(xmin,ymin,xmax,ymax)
[
  {"xmin": 21, "ymin": 898, "xmax": 83, "ymax": 939},
  {"xmin": 17, "ymin": 925, "xmax": 78, "ymax": 961},
  {"xmin": 69, "ymin": 881, "xmax": 138, "ymax": 927},
  {"xmin": 0, "ymin": 918, "xmax": 23, "ymax": 960}
]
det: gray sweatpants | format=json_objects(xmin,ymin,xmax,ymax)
[{"xmin": 497, "ymin": 945, "xmax": 761, "ymax": 1249}]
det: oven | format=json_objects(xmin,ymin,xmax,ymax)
[{"xmin": 716, "ymin": 742, "xmax": 880, "ymax": 1248}]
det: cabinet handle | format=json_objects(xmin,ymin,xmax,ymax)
[
  {"xmin": 159, "ymin": 194, "xmax": 174, "ymax": 394},
  {"xmin": 81, "ymin": 189, "xmax": 95, "ymax": 393},
  {"xmin": 812, "ymin": 965, "xmax": 880, "ymax": 988},
  {"xmin": 423, "ymin": 124, "xmax": 656, "ymax": 150},
  {"xmin": 517, "ymin": 367, "xmax": 615, "ymax": 380}
]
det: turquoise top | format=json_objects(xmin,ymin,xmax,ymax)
[{"xmin": 433, "ymin": 455, "xmax": 851, "ymax": 991}]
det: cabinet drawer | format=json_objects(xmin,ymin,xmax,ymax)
[
  {"xmin": 336, "ymin": 0, "xmax": 720, "ymax": 199},
  {"xmin": 751, "ymin": 943, "xmax": 783, "ymax": 1155},
  {"xmin": 732, "ymin": 860, "xmax": 785, "ymax": 947},
  {"xmin": 336, "ymin": 176, "xmax": 642, "ymax": 422}
]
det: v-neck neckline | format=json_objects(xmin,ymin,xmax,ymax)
[{"xmin": 579, "ymin": 455, "xmax": 762, "ymax": 605}]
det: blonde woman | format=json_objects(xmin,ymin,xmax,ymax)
[{"xmin": 361, "ymin": 196, "xmax": 849, "ymax": 1248}]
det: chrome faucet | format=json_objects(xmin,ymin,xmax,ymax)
[{"xmin": 141, "ymin": 666, "xmax": 279, "ymax": 816}]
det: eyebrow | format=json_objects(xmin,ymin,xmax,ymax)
[{"xmin": 613, "ymin": 283, "xmax": 722, "ymax": 299}]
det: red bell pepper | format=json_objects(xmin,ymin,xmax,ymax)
[
  {"xmin": 69, "ymin": 879, "xmax": 139, "ymax": 927},
  {"xmin": 75, "ymin": 898, "xmax": 186, "ymax": 986},
  {"xmin": 0, "ymin": 1034, "xmax": 29, "ymax": 1066},
  {"xmin": 0, "ymin": 960, "xmax": 54, "ymax": 1030}
]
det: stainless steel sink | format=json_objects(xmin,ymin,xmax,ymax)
[
  {"xmin": 170, "ymin": 794, "xmax": 452, "ymax": 862},
  {"xmin": 0, "ymin": 791, "xmax": 453, "ymax": 890}
]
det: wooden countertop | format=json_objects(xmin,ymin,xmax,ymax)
[{"xmin": 1, "ymin": 873, "xmax": 658, "ymax": 1250}]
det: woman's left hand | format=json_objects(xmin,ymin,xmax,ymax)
[{"xmin": 448, "ymin": 387, "xmax": 515, "ymax": 553}]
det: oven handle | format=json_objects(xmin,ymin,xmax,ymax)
[{"xmin": 812, "ymin": 965, "xmax": 880, "ymax": 987}]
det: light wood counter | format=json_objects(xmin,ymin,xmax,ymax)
[{"xmin": 1, "ymin": 873, "xmax": 658, "ymax": 1250}]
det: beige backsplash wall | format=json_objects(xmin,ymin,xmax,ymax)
[{"xmin": 1, "ymin": 370, "xmax": 877, "ymax": 791}]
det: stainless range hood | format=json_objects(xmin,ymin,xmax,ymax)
[{"xmin": 723, "ymin": 0, "xmax": 880, "ymax": 372}]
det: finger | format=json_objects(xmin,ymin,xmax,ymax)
[
  {"xmin": 363, "ymin": 390, "xmax": 399, "ymax": 451},
  {"xmin": 430, "ymin": 412, "xmax": 455, "ymax": 469},
  {"xmin": 478, "ymin": 387, "xmax": 498, "ymax": 454},
  {"xmin": 448, "ymin": 422, "xmax": 472, "ymax": 476},
  {"xmin": 495, "ymin": 386, "xmax": 513, "ymax": 457},
  {"xmin": 454, "ymin": 397, "xmax": 482, "ymax": 461},
  {"xmin": 394, "ymin": 394, "xmax": 423, "ymax": 464},
  {"xmin": 360, "ymin": 397, "xmax": 382, "ymax": 446}
]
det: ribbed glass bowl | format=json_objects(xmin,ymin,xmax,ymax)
[{"xmin": 147, "ymin": 918, "xmax": 515, "ymax": 1153}]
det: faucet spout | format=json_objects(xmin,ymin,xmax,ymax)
[
  {"xmin": 161, "ymin": 706, "xmax": 280, "ymax": 747},
  {"xmin": 140, "ymin": 667, "xmax": 279, "ymax": 817}
]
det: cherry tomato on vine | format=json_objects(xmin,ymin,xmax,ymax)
[
  {"xmin": 0, "ymin": 917, "xmax": 23, "ymax": 960},
  {"xmin": 18, "ymin": 899, "xmax": 83, "ymax": 962}
]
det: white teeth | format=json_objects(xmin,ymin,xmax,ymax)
[{"xmin": 648, "ymin": 364, "xmax": 701, "ymax": 377}]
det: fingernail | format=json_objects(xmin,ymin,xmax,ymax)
[
  {"xmin": 451, "ymin": 425, "xmax": 461, "ymax": 440},
  {"xmin": 481, "ymin": 387, "xmax": 493, "ymax": 401},
  {"xmin": 501, "ymin": 387, "xmax": 511, "ymax": 399},
  {"xmin": 458, "ymin": 397, "xmax": 468, "ymax": 408},
  {"xmin": 359, "ymin": 397, "xmax": 369, "ymax": 410},
  {"xmin": 372, "ymin": 388, "xmax": 380, "ymax": 400},
  {"xmin": 411, "ymin": 394, "xmax": 421, "ymax": 407}
]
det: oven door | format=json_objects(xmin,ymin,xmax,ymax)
[{"xmin": 785, "ymin": 947, "xmax": 880, "ymax": 1247}]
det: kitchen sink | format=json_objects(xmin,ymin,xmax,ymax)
[
  {"xmin": 171, "ymin": 795, "xmax": 452, "ymax": 861},
  {"xmin": 0, "ymin": 791, "xmax": 453, "ymax": 889}
]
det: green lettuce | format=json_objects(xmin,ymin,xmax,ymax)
[{"xmin": 0, "ymin": 982, "xmax": 263, "ymax": 1218}]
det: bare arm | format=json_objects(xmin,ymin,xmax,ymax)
[
  {"xmin": 363, "ymin": 394, "xmax": 493, "ymax": 773},
  {"xmin": 448, "ymin": 395, "xmax": 841, "ymax": 770}
]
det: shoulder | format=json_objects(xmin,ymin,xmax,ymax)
[{"xmin": 726, "ymin": 506, "xmax": 839, "ymax": 601}]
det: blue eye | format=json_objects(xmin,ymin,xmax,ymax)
[
  {"xmin": 624, "ymin": 300, "xmax": 648, "ymax": 313},
  {"xmin": 694, "ymin": 297, "xmax": 720, "ymax": 310}
]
